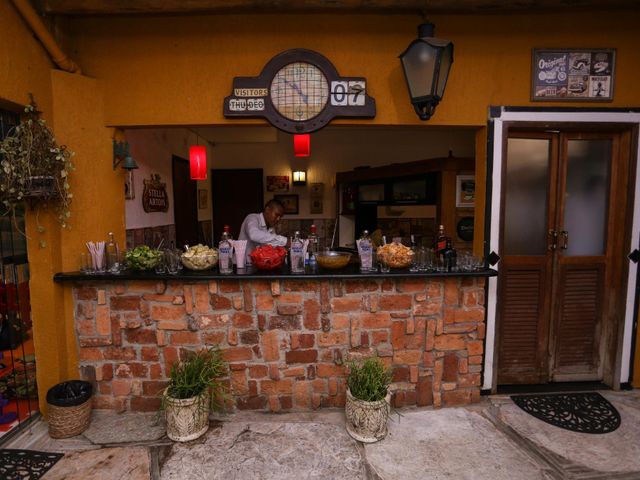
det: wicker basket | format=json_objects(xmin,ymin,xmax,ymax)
[{"xmin": 47, "ymin": 398, "xmax": 92, "ymax": 438}]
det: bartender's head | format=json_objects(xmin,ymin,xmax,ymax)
[{"xmin": 263, "ymin": 199, "xmax": 285, "ymax": 228}]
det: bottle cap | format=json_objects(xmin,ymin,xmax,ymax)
[
  {"xmin": 310, "ymin": 224, "xmax": 316, "ymax": 232},
  {"xmin": 223, "ymin": 225, "xmax": 230, "ymax": 232}
]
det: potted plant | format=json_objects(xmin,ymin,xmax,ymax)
[
  {"xmin": 345, "ymin": 356, "xmax": 392, "ymax": 443},
  {"xmin": 162, "ymin": 347, "xmax": 228, "ymax": 442},
  {"xmin": 0, "ymin": 100, "xmax": 74, "ymax": 235}
]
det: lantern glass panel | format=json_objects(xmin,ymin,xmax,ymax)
[
  {"xmin": 435, "ymin": 44, "xmax": 453, "ymax": 98},
  {"xmin": 401, "ymin": 41, "xmax": 437, "ymax": 98}
]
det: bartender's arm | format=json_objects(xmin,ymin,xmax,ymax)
[{"xmin": 245, "ymin": 215, "xmax": 287, "ymax": 246}]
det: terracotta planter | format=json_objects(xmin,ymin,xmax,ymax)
[
  {"xmin": 164, "ymin": 391, "xmax": 210, "ymax": 442},
  {"xmin": 345, "ymin": 388, "xmax": 391, "ymax": 443}
]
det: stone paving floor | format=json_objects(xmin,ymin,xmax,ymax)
[{"xmin": 3, "ymin": 391, "xmax": 640, "ymax": 479}]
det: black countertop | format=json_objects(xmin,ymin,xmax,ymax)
[{"xmin": 54, "ymin": 264, "xmax": 497, "ymax": 282}]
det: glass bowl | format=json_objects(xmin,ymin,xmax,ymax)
[{"xmin": 316, "ymin": 251, "xmax": 351, "ymax": 269}]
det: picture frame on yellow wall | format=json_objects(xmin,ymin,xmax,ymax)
[{"xmin": 456, "ymin": 175, "xmax": 475, "ymax": 208}]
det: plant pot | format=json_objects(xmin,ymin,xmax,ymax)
[
  {"xmin": 164, "ymin": 391, "xmax": 210, "ymax": 442},
  {"xmin": 345, "ymin": 388, "xmax": 391, "ymax": 443}
]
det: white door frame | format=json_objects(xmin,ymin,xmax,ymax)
[{"xmin": 483, "ymin": 107, "xmax": 640, "ymax": 390}]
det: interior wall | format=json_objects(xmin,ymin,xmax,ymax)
[{"xmin": 125, "ymin": 126, "xmax": 475, "ymax": 231}]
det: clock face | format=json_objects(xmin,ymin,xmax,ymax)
[{"xmin": 270, "ymin": 62, "xmax": 329, "ymax": 122}]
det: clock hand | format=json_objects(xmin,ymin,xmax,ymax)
[{"xmin": 284, "ymin": 79, "xmax": 308, "ymax": 104}]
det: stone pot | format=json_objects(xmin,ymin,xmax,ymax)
[
  {"xmin": 345, "ymin": 388, "xmax": 391, "ymax": 443},
  {"xmin": 164, "ymin": 390, "xmax": 210, "ymax": 442}
]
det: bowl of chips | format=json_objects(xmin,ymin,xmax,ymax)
[{"xmin": 376, "ymin": 242, "xmax": 414, "ymax": 269}]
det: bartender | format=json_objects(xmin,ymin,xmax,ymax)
[{"xmin": 238, "ymin": 199, "xmax": 288, "ymax": 263}]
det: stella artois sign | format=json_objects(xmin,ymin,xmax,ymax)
[{"xmin": 142, "ymin": 174, "xmax": 169, "ymax": 213}]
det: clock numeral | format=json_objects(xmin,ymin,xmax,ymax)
[
  {"xmin": 348, "ymin": 81, "xmax": 366, "ymax": 106},
  {"xmin": 331, "ymin": 81, "xmax": 348, "ymax": 106},
  {"xmin": 331, "ymin": 81, "xmax": 366, "ymax": 106}
]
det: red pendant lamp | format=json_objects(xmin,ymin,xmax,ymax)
[
  {"xmin": 189, "ymin": 145, "xmax": 207, "ymax": 180},
  {"xmin": 294, "ymin": 134, "xmax": 310, "ymax": 157}
]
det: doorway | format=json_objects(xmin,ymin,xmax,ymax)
[
  {"xmin": 172, "ymin": 155, "xmax": 199, "ymax": 248},
  {"xmin": 211, "ymin": 169, "xmax": 263, "ymax": 241},
  {"xmin": 496, "ymin": 128, "xmax": 632, "ymax": 385}
]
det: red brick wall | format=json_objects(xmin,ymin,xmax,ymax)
[{"xmin": 73, "ymin": 277, "xmax": 486, "ymax": 412}]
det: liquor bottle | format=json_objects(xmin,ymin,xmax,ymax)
[
  {"xmin": 443, "ymin": 238, "xmax": 457, "ymax": 272},
  {"xmin": 409, "ymin": 234, "xmax": 419, "ymax": 272},
  {"xmin": 358, "ymin": 230, "xmax": 374, "ymax": 273},
  {"xmin": 218, "ymin": 225, "xmax": 233, "ymax": 274},
  {"xmin": 307, "ymin": 224, "xmax": 319, "ymax": 269},
  {"xmin": 434, "ymin": 224, "xmax": 447, "ymax": 256},
  {"xmin": 106, "ymin": 232, "xmax": 120, "ymax": 273},
  {"xmin": 290, "ymin": 231, "xmax": 305, "ymax": 273}
]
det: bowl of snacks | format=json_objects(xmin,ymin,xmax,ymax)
[
  {"xmin": 181, "ymin": 244, "xmax": 218, "ymax": 270},
  {"xmin": 376, "ymin": 242, "xmax": 414, "ymax": 269},
  {"xmin": 125, "ymin": 245, "xmax": 164, "ymax": 271},
  {"xmin": 316, "ymin": 251, "xmax": 351, "ymax": 270},
  {"xmin": 250, "ymin": 245, "xmax": 287, "ymax": 270}
]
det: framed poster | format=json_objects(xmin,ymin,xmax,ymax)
[
  {"xmin": 274, "ymin": 194, "xmax": 299, "ymax": 214},
  {"xmin": 310, "ymin": 197, "xmax": 323, "ymax": 214},
  {"xmin": 266, "ymin": 175, "xmax": 290, "ymax": 192},
  {"xmin": 456, "ymin": 175, "xmax": 475, "ymax": 208},
  {"xmin": 531, "ymin": 48, "xmax": 615, "ymax": 101}
]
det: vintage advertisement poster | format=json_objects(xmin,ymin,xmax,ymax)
[{"xmin": 532, "ymin": 49, "xmax": 615, "ymax": 101}]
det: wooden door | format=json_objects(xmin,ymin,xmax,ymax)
[
  {"xmin": 211, "ymin": 169, "xmax": 263, "ymax": 241},
  {"xmin": 172, "ymin": 155, "xmax": 199, "ymax": 248},
  {"xmin": 497, "ymin": 130, "xmax": 626, "ymax": 384}
]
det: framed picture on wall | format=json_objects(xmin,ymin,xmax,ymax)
[
  {"xmin": 266, "ymin": 175, "xmax": 290, "ymax": 192},
  {"xmin": 198, "ymin": 189, "xmax": 208, "ymax": 209},
  {"xmin": 274, "ymin": 194, "xmax": 299, "ymax": 214},
  {"xmin": 310, "ymin": 197, "xmax": 323, "ymax": 214},
  {"xmin": 456, "ymin": 175, "xmax": 475, "ymax": 207}
]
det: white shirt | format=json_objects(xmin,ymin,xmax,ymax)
[{"xmin": 238, "ymin": 213, "xmax": 287, "ymax": 264}]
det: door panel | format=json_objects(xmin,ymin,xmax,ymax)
[
  {"xmin": 498, "ymin": 129, "xmax": 620, "ymax": 385},
  {"xmin": 211, "ymin": 169, "xmax": 263, "ymax": 241},
  {"xmin": 172, "ymin": 156, "xmax": 198, "ymax": 248}
]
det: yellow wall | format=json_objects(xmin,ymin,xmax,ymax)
[{"xmin": 3, "ymin": 6, "xmax": 640, "ymax": 404}]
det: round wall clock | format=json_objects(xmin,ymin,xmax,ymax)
[
  {"xmin": 270, "ymin": 62, "xmax": 329, "ymax": 122},
  {"xmin": 224, "ymin": 49, "xmax": 376, "ymax": 134}
]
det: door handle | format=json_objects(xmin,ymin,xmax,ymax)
[
  {"xmin": 548, "ymin": 229, "xmax": 558, "ymax": 250},
  {"xmin": 560, "ymin": 231, "xmax": 568, "ymax": 250}
]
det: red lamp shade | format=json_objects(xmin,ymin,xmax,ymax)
[
  {"xmin": 189, "ymin": 146, "xmax": 207, "ymax": 180},
  {"xmin": 294, "ymin": 134, "xmax": 310, "ymax": 157}
]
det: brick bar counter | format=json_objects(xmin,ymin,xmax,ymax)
[{"xmin": 55, "ymin": 267, "xmax": 494, "ymax": 413}]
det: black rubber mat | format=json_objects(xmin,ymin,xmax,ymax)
[
  {"xmin": 511, "ymin": 392, "xmax": 621, "ymax": 434},
  {"xmin": 0, "ymin": 449, "xmax": 64, "ymax": 480}
]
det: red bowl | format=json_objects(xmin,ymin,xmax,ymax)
[{"xmin": 250, "ymin": 245, "xmax": 287, "ymax": 270}]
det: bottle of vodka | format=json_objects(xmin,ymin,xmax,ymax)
[
  {"xmin": 358, "ymin": 230, "xmax": 374, "ymax": 273},
  {"xmin": 218, "ymin": 225, "xmax": 233, "ymax": 274},
  {"xmin": 290, "ymin": 231, "xmax": 305, "ymax": 273}
]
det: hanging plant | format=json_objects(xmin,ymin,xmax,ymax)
[{"xmin": 0, "ymin": 98, "xmax": 75, "ymax": 237}]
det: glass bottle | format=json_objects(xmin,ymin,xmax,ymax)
[
  {"xmin": 358, "ymin": 230, "xmax": 374, "ymax": 273},
  {"xmin": 106, "ymin": 232, "xmax": 120, "ymax": 273},
  {"xmin": 290, "ymin": 231, "xmax": 305, "ymax": 273},
  {"xmin": 443, "ymin": 238, "xmax": 457, "ymax": 272},
  {"xmin": 219, "ymin": 225, "xmax": 233, "ymax": 274},
  {"xmin": 409, "ymin": 234, "xmax": 420, "ymax": 272},
  {"xmin": 434, "ymin": 224, "xmax": 447, "ymax": 256},
  {"xmin": 307, "ymin": 224, "xmax": 318, "ymax": 269}
]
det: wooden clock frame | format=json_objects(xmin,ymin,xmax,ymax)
[{"xmin": 223, "ymin": 49, "xmax": 376, "ymax": 134}]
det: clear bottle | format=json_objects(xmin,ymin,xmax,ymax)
[
  {"xmin": 290, "ymin": 231, "xmax": 305, "ymax": 273},
  {"xmin": 218, "ymin": 225, "xmax": 233, "ymax": 274},
  {"xmin": 106, "ymin": 232, "xmax": 120, "ymax": 273},
  {"xmin": 307, "ymin": 224, "xmax": 319, "ymax": 268},
  {"xmin": 409, "ymin": 234, "xmax": 420, "ymax": 272},
  {"xmin": 358, "ymin": 230, "xmax": 374, "ymax": 273},
  {"xmin": 443, "ymin": 238, "xmax": 457, "ymax": 272}
]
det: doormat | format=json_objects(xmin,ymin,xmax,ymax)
[
  {"xmin": 0, "ymin": 449, "xmax": 64, "ymax": 480},
  {"xmin": 511, "ymin": 392, "xmax": 621, "ymax": 434}
]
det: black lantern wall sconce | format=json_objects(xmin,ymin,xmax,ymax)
[{"xmin": 399, "ymin": 22, "xmax": 454, "ymax": 120}]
